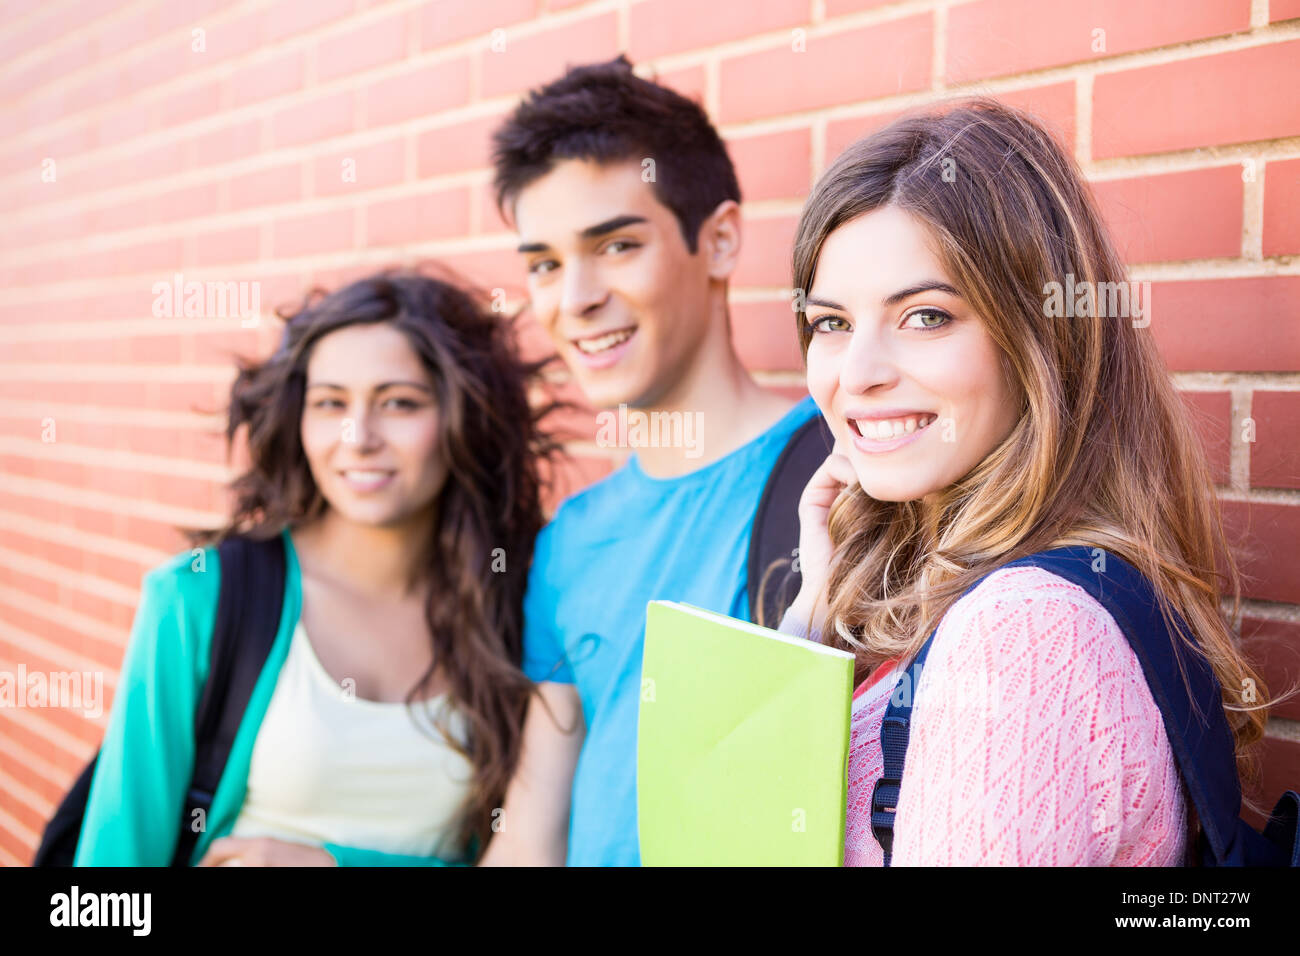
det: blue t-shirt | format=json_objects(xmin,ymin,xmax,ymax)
[{"xmin": 522, "ymin": 396, "xmax": 821, "ymax": 866}]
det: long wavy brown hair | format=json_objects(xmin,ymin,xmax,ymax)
[
  {"xmin": 790, "ymin": 98, "xmax": 1278, "ymax": 797},
  {"xmin": 186, "ymin": 264, "xmax": 568, "ymax": 859}
]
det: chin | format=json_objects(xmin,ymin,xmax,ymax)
[
  {"xmin": 575, "ymin": 372, "xmax": 653, "ymax": 410},
  {"xmin": 854, "ymin": 473, "xmax": 934, "ymax": 504}
]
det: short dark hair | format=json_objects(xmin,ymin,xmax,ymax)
[{"xmin": 491, "ymin": 54, "xmax": 741, "ymax": 253}]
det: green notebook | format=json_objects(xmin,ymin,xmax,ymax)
[{"xmin": 638, "ymin": 600, "xmax": 855, "ymax": 866}]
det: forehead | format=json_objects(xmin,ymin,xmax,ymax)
[
  {"xmin": 512, "ymin": 157, "xmax": 676, "ymax": 242},
  {"xmin": 306, "ymin": 323, "xmax": 429, "ymax": 383},
  {"xmin": 811, "ymin": 206, "xmax": 947, "ymax": 301}
]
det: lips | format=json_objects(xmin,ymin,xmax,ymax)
[
  {"xmin": 338, "ymin": 469, "xmax": 395, "ymax": 493},
  {"xmin": 569, "ymin": 325, "xmax": 638, "ymax": 370},
  {"xmin": 571, "ymin": 326, "xmax": 637, "ymax": 355}
]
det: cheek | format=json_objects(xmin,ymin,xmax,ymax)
[
  {"xmin": 803, "ymin": 341, "xmax": 839, "ymax": 405},
  {"xmin": 299, "ymin": 414, "xmax": 339, "ymax": 463},
  {"xmin": 919, "ymin": 336, "xmax": 1015, "ymax": 439},
  {"xmin": 387, "ymin": 415, "xmax": 442, "ymax": 470}
]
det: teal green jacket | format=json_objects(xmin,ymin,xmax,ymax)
[{"xmin": 75, "ymin": 527, "xmax": 466, "ymax": 867}]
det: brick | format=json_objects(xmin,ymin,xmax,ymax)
[
  {"xmin": 727, "ymin": 128, "xmax": 810, "ymax": 203},
  {"xmin": 202, "ymin": 9, "xmax": 266, "ymax": 63},
  {"xmin": 630, "ymin": 0, "xmax": 806, "ymax": 61},
  {"xmin": 732, "ymin": 215, "xmax": 797, "ymax": 288},
  {"xmin": 825, "ymin": 82, "xmax": 1076, "ymax": 175},
  {"xmin": 227, "ymin": 51, "xmax": 305, "ymax": 108},
  {"xmin": 229, "ymin": 163, "xmax": 303, "ymax": 211},
  {"xmin": 479, "ymin": 12, "xmax": 618, "ymax": 99},
  {"xmin": 651, "ymin": 64, "xmax": 706, "ymax": 104},
  {"xmin": 365, "ymin": 186, "xmax": 470, "ymax": 244},
  {"xmin": 1250, "ymin": 391, "xmax": 1300, "ymax": 491},
  {"xmin": 361, "ymin": 57, "xmax": 471, "ymax": 128},
  {"xmin": 1092, "ymin": 165, "xmax": 1242, "ymax": 264},
  {"xmin": 1241, "ymin": 616, "xmax": 1300, "ymax": 722},
  {"xmin": 188, "ymin": 225, "xmax": 260, "ymax": 266},
  {"xmin": 824, "ymin": 0, "xmax": 896, "ymax": 13},
  {"xmin": 419, "ymin": 0, "xmax": 538, "ymax": 51},
  {"xmin": 272, "ymin": 90, "xmax": 356, "ymax": 148},
  {"xmin": 825, "ymin": 109, "xmax": 908, "ymax": 167},
  {"xmin": 316, "ymin": 11, "xmax": 410, "ymax": 83},
  {"xmin": 188, "ymin": 118, "xmax": 262, "ymax": 170},
  {"xmin": 1093, "ymin": 40, "xmax": 1300, "ymax": 158},
  {"xmin": 96, "ymin": 106, "xmax": 153, "ymax": 150},
  {"xmin": 152, "ymin": 182, "xmax": 222, "ymax": 225},
  {"xmin": 946, "ymin": 0, "xmax": 1249, "ymax": 83},
  {"xmin": 477, "ymin": 181, "xmax": 510, "ymax": 235},
  {"xmin": 264, "ymin": 0, "xmax": 355, "ymax": 43},
  {"xmin": 272, "ymin": 209, "xmax": 356, "ymax": 258},
  {"xmin": 416, "ymin": 113, "xmax": 502, "ymax": 178},
  {"xmin": 1148, "ymin": 277, "xmax": 1300, "ymax": 373},
  {"xmin": 733, "ymin": 300, "xmax": 804, "ymax": 372},
  {"xmin": 1244, "ymin": 736, "xmax": 1300, "ymax": 832},
  {"xmin": 1271, "ymin": 0, "xmax": 1300, "ymax": 21},
  {"xmin": 993, "ymin": 81, "xmax": 1077, "ymax": 153},
  {"xmin": 437, "ymin": 246, "xmax": 527, "ymax": 293},
  {"xmin": 719, "ymin": 16, "xmax": 932, "ymax": 124},
  {"xmin": 314, "ymin": 139, "xmax": 405, "ymax": 196},
  {"xmin": 1263, "ymin": 158, "xmax": 1300, "ymax": 257},
  {"xmin": 1179, "ymin": 390, "xmax": 1231, "ymax": 487},
  {"xmin": 1221, "ymin": 500, "xmax": 1300, "ymax": 604}
]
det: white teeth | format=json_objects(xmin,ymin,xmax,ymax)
[
  {"xmin": 575, "ymin": 328, "xmax": 635, "ymax": 354},
  {"xmin": 854, "ymin": 414, "xmax": 935, "ymax": 440},
  {"xmin": 343, "ymin": 470, "xmax": 392, "ymax": 483}
]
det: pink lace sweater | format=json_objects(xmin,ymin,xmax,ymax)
[{"xmin": 824, "ymin": 566, "xmax": 1188, "ymax": 866}]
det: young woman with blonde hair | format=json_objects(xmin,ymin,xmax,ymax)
[{"xmin": 780, "ymin": 99, "xmax": 1287, "ymax": 866}]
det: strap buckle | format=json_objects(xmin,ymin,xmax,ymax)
[{"xmin": 870, "ymin": 775, "xmax": 901, "ymax": 856}]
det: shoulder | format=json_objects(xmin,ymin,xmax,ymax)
[
  {"xmin": 539, "ymin": 462, "xmax": 637, "ymax": 536},
  {"xmin": 926, "ymin": 565, "xmax": 1137, "ymax": 686},
  {"xmin": 137, "ymin": 542, "xmax": 223, "ymax": 627}
]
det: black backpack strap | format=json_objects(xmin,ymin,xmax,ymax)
[
  {"xmin": 872, "ymin": 546, "xmax": 1295, "ymax": 866},
  {"xmin": 747, "ymin": 414, "xmax": 833, "ymax": 625},
  {"xmin": 171, "ymin": 533, "xmax": 287, "ymax": 866}
]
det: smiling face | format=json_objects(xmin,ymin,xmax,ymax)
[
  {"xmin": 511, "ymin": 158, "xmax": 730, "ymax": 409},
  {"xmin": 804, "ymin": 204, "xmax": 1022, "ymax": 503},
  {"xmin": 299, "ymin": 322, "xmax": 447, "ymax": 528}
]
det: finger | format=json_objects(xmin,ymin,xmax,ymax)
[{"xmin": 197, "ymin": 837, "xmax": 247, "ymax": 867}]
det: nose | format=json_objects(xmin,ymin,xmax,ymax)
[
  {"xmin": 347, "ymin": 404, "xmax": 384, "ymax": 452},
  {"xmin": 839, "ymin": 319, "xmax": 899, "ymax": 395},
  {"xmin": 560, "ymin": 258, "xmax": 608, "ymax": 319}
]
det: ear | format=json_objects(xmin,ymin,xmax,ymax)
[{"xmin": 699, "ymin": 199, "xmax": 742, "ymax": 281}]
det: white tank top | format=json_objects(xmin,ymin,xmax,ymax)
[{"xmin": 229, "ymin": 619, "xmax": 476, "ymax": 861}]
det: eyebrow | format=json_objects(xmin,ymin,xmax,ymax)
[
  {"xmin": 306, "ymin": 381, "xmax": 433, "ymax": 393},
  {"xmin": 805, "ymin": 281, "xmax": 963, "ymax": 312},
  {"xmin": 516, "ymin": 214, "xmax": 649, "ymax": 254}
]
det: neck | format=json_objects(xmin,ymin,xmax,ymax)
[
  {"xmin": 630, "ymin": 290, "xmax": 796, "ymax": 479},
  {"xmin": 291, "ymin": 506, "xmax": 434, "ymax": 601}
]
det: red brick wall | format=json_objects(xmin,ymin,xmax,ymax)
[{"xmin": 1, "ymin": 0, "xmax": 1297, "ymax": 864}]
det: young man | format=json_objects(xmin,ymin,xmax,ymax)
[{"xmin": 481, "ymin": 56, "xmax": 825, "ymax": 866}]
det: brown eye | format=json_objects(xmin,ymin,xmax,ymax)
[{"xmin": 810, "ymin": 314, "xmax": 850, "ymax": 333}]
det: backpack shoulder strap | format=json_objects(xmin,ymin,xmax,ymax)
[
  {"xmin": 171, "ymin": 532, "xmax": 286, "ymax": 866},
  {"xmin": 747, "ymin": 413, "xmax": 833, "ymax": 625},
  {"xmin": 872, "ymin": 546, "xmax": 1294, "ymax": 866}
]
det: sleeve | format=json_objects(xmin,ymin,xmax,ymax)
[
  {"xmin": 75, "ymin": 557, "xmax": 216, "ymax": 866},
  {"xmin": 520, "ymin": 524, "xmax": 574, "ymax": 684},
  {"xmin": 322, "ymin": 843, "xmax": 468, "ymax": 867},
  {"xmin": 776, "ymin": 605, "xmax": 822, "ymax": 644},
  {"xmin": 890, "ymin": 570, "xmax": 1169, "ymax": 866}
]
